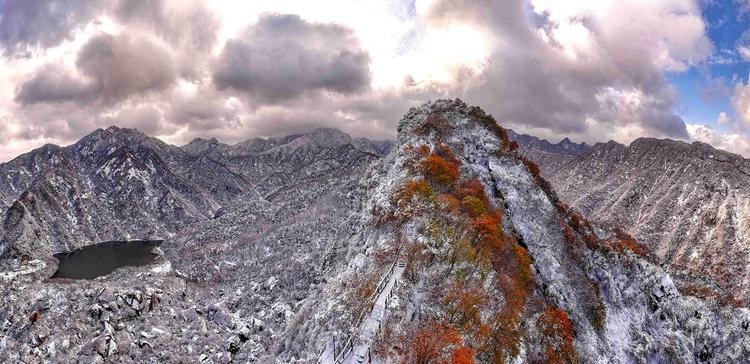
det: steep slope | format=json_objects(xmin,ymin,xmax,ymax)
[
  {"xmin": 287, "ymin": 100, "xmax": 749, "ymax": 363},
  {"xmin": 512, "ymin": 131, "xmax": 750, "ymax": 303}
]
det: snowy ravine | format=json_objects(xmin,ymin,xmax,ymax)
[{"xmin": 1, "ymin": 99, "xmax": 749, "ymax": 363}]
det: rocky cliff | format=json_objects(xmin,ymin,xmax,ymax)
[{"xmin": 284, "ymin": 99, "xmax": 749, "ymax": 363}]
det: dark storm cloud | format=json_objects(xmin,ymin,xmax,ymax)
[
  {"xmin": 213, "ymin": 14, "xmax": 371, "ymax": 102},
  {"xmin": 15, "ymin": 65, "xmax": 93, "ymax": 104},
  {"xmin": 15, "ymin": 33, "xmax": 178, "ymax": 105},
  {"xmin": 76, "ymin": 33, "xmax": 177, "ymax": 100},
  {"xmin": 114, "ymin": 0, "xmax": 219, "ymax": 52},
  {"xmin": 0, "ymin": 0, "xmax": 104, "ymax": 55}
]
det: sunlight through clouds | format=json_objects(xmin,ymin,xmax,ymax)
[{"xmin": 0, "ymin": 0, "xmax": 748, "ymax": 160}]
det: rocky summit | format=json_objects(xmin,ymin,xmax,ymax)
[{"xmin": 1, "ymin": 100, "xmax": 749, "ymax": 363}]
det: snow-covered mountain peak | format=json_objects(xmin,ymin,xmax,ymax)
[
  {"xmin": 307, "ymin": 99, "xmax": 750, "ymax": 363},
  {"xmin": 304, "ymin": 127, "xmax": 353, "ymax": 148}
]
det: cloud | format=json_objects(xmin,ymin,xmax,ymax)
[
  {"xmin": 0, "ymin": 0, "xmax": 104, "ymax": 55},
  {"xmin": 212, "ymin": 14, "xmax": 371, "ymax": 102},
  {"xmin": 700, "ymin": 75, "xmax": 734, "ymax": 102},
  {"xmin": 731, "ymin": 78, "xmax": 750, "ymax": 126},
  {"xmin": 2, "ymin": 0, "xmax": 748, "ymax": 163},
  {"xmin": 107, "ymin": 104, "xmax": 167, "ymax": 136},
  {"xmin": 739, "ymin": 46, "xmax": 750, "ymax": 61},
  {"xmin": 76, "ymin": 33, "xmax": 178, "ymax": 100},
  {"xmin": 114, "ymin": 0, "xmax": 221, "ymax": 79},
  {"xmin": 422, "ymin": 0, "xmax": 711, "ymax": 141},
  {"xmin": 14, "ymin": 65, "xmax": 92, "ymax": 104},
  {"xmin": 717, "ymin": 111, "xmax": 730, "ymax": 125},
  {"xmin": 167, "ymin": 88, "xmax": 242, "ymax": 131},
  {"xmin": 114, "ymin": 0, "xmax": 218, "ymax": 51},
  {"xmin": 687, "ymin": 124, "xmax": 750, "ymax": 157},
  {"xmin": 10, "ymin": 102, "xmax": 105, "ymax": 142},
  {"xmin": 15, "ymin": 33, "xmax": 178, "ymax": 105}
]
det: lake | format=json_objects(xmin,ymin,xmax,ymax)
[{"xmin": 52, "ymin": 240, "xmax": 163, "ymax": 279}]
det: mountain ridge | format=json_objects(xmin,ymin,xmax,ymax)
[{"xmin": 510, "ymin": 128, "xmax": 750, "ymax": 303}]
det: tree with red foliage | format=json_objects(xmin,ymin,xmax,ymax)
[
  {"xmin": 404, "ymin": 321, "xmax": 461, "ymax": 363},
  {"xmin": 509, "ymin": 141, "xmax": 519, "ymax": 152},
  {"xmin": 416, "ymin": 113, "xmax": 453, "ymax": 135},
  {"xmin": 399, "ymin": 179, "xmax": 434, "ymax": 207},
  {"xmin": 490, "ymin": 297, "xmax": 525, "ymax": 361},
  {"xmin": 513, "ymin": 245, "xmax": 532, "ymax": 286},
  {"xmin": 435, "ymin": 142, "xmax": 459, "ymax": 165},
  {"xmin": 472, "ymin": 211, "xmax": 504, "ymax": 255},
  {"xmin": 457, "ymin": 179, "xmax": 486, "ymax": 202},
  {"xmin": 538, "ymin": 306, "xmax": 578, "ymax": 364},
  {"xmin": 423, "ymin": 154, "xmax": 460, "ymax": 187},
  {"xmin": 612, "ymin": 228, "xmax": 648, "ymax": 256},
  {"xmin": 416, "ymin": 144, "xmax": 431, "ymax": 157},
  {"xmin": 452, "ymin": 346, "xmax": 474, "ymax": 364},
  {"xmin": 521, "ymin": 158, "xmax": 541, "ymax": 178},
  {"xmin": 462, "ymin": 196, "xmax": 485, "ymax": 218},
  {"xmin": 442, "ymin": 280, "xmax": 489, "ymax": 332},
  {"xmin": 438, "ymin": 194, "xmax": 461, "ymax": 213},
  {"xmin": 561, "ymin": 224, "xmax": 580, "ymax": 247}
]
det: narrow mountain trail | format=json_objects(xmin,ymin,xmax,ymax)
[
  {"xmin": 345, "ymin": 260, "xmax": 406, "ymax": 364},
  {"xmin": 319, "ymin": 259, "xmax": 406, "ymax": 364}
]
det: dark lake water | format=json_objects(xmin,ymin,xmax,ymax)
[{"xmin": 52, "ymin": 240, "xmax": 162, "ymax": 279}]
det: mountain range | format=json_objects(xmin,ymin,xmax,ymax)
[
  {"xmin": 0, "ymin": 127, "xmax": 389, "ymax": 258},
  {"xmin": 509, "ymin": 129, "xmax": 750, "ymax": 304},
  {"xmin": 1, "ymin": 100, "xmax": 748, "ymax": 363}
]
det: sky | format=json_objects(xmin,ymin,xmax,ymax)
[{"xmin": 1, "ymin": 0, "xmax": 750, "ymax": 161}]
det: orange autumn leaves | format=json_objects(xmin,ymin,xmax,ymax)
[
  {"xmin": 395, "ymin": 143, "xmax": 541, "ymax": 363},
  {"xmin": 538, "ymin": 307, "xmax": 577, "ymax": 364},
  {"xmin": 400, "ymin": 179, "xmax": 434, "ymax": 206},
  {"xmin": 404, "ymin": 321, "xmax": 470, "ymax": 364},
  {"xmin": 424, "ymin": 153, "xmax": 460, "ymax": 187},
  {"xmin": 442, "ymin": 281, "xmax": 491, "ymax": 340}
]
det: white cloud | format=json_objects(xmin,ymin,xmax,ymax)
[
  {"xmin": 531, "ymin": 0, "xmax": 712, "ymax": 72},
  {"xmin": 0, "ymin": 0, "xmax": 744, "ymax": 164},
  {"xmin": 731, "ymin": 77, "xmax": 750, "ymax": 127},
  {"xmin": 687, "ymin": 124, "xmax": 750, "ymax": 157},
  {"xmin": 739, "ymin": 45, "xmax": 750, "ymax": 61},
  {"xmin": 717, "ymin": 111, "xmax": 730, "ymax": 125}
]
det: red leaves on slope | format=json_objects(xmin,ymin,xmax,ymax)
[{"xmin": 538, "ymin": 306, "xmax": 578, "ymax": 364}]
